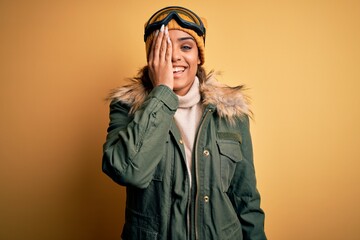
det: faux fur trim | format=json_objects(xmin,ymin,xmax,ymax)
[
  {"xmin": 199, "ymin": 76, "xmax": 251, "ymax": 122},
  {"xmin": 107, "ymin": 74, "xmax": 251, "ymax": 122},
  {"xmin": 107, "ymin": 78, "xmax": 148, "ymax": 114}
]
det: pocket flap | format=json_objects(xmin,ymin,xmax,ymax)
[{"xmin": 217, "ymin": 141, "xmax": 243, "ymax": 162}]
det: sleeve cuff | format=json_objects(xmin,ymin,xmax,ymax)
[{"xmin": 148, "ymin": 85, "xmax": 178, "ymax": 111}]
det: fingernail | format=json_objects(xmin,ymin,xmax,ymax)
[
  {"xmin": 167, "ymin": 36, "xmax": 171, "ymax": 43},
  {"xmin": 155, "ymin": 30, "xmax": 159, "ymax": 36},
  {"xmin": 165, "ymin": 26, "xmax": 168, "ymax": 35},
  {"xmin": 160, "ymin": 24, "xmax": 164, "ymax": 32}
]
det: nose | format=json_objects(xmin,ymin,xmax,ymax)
[{"xmin": 172, "ymin": 47, "xmax": 181, "ymax": 62}]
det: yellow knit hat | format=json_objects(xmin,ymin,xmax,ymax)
[{"xmin": 144, "ymin": 7, "xmax": 207, "ymax": 65}]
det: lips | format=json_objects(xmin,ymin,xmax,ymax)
[{"xmin": 173, "ymin": 66, "xmax": 186, "ymax": 73}]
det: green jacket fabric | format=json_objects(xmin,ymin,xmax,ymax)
[{"xmin": 102, "ymin": 77, "xmax": 266, "ymax": 240}]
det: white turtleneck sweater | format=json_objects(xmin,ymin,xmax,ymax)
[{"xmin": 174, "ymin": 77, "xmax": 203, "ymax": 185}]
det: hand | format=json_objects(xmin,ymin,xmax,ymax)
[{"xmin": 148, "ymin": 25, "xmax": 173, "ymax": 90}]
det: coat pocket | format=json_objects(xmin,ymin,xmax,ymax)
[
  {"xmin": 217, "ymin": 140, "xmax": 243, "ymax": 192},
  {"xmin": 122, "ymin": 223, "xmax": 158, "ymax": 240},
  {"xmin": 121, "ymin": 207, "xmax": 160, "ymax": 240}
]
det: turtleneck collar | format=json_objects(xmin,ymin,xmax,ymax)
[{"xmin": 177, "ymin": 77, "xmax": 201, "ymax": 109}]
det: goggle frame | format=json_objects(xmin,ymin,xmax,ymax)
[{"xmin": 144, "ymin": 6, "xmax": 206, "ymax": 44}]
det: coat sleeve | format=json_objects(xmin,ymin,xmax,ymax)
[
  {"xmin": 228, "ymin": 116, "xmax": 267, "ymax": 240},
  {"xmin": 102, "ymin": 85, "xmax": 178, "ymax": 189}
]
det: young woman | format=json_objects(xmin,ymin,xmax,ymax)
[{"xmin": 102, "ymin": 6, "xmax": 266, "ymax": 240}]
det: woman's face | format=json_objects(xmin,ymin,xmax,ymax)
[{"xmin": 169, "ymin": 30, "xmax": 200, "ymax": 96}]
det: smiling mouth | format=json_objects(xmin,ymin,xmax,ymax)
[{"xmin": 173, "ymin": 66, "xmax": 186, "ymax": 73}]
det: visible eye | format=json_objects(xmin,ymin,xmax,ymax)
[{"xmin": 181, "ymin": 45, "xmax": 192, "ymax": 51}]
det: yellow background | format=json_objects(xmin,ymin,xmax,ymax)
[{"xmin": 1, "ymin": 0, "xmax": 359, "ymax": 239}]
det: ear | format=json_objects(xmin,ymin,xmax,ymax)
[{"xmin": 196, "ymin": 47, "xmax": 201, "ymax": 65}]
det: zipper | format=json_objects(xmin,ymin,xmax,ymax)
[
  {"xmin": 172, "ymin": 120, "xmax": 192, "ymax": 240},
  {"xmin": 194, "ymin": 109, "xmax": 212, "ymax": 240},
  {"xmin": 187, "ymin": 178, "xmax": 191, "ymax": 240}
]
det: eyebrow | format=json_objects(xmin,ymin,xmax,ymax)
[{"xmin": 177, "ymin": 37, "xmax": 195, "ymax": 42}]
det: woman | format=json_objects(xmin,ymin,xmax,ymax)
[{"xmin": 102, "ymin": 6, "xmax": 266, "ymax": 240}]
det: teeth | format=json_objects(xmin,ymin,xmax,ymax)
[{"xmin": 173, "ymin": 67, "xmax": 185, "ymax": 73}]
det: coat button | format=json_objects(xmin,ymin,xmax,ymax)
[
  {"xmin": 204, "ymin": 195, "xmax": 209, "ymax": 202},
  {"xmin": 203, "ymin": 149, "xmax": 209, "ymax": 156},
  {"xmin": 179, "ymin": 139, "xmax": 183, "ymax": 145}
]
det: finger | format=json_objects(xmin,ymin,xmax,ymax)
[
  {"xmin": 165, "ymin": 33, "xmax": 172, "ymax": 62},
  {"xmin": 148, "ymin": 30, "xmax": 159, "ymax": 63},
  {"xmin": 153, "ymin": 25, "xmax": 165, "ymax": 62},
  {"xmin": 159, "ymin": 26, "xmax": 169, "ymax": 61}
]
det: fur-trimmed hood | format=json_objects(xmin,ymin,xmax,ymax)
[{"xmin": 108, "ymin": 74, "xmax": 251, "ymax": 122}]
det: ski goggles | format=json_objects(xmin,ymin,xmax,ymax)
[{"xmin": 144, "ymin": 6, "xmax": 206, "ymax": 44}]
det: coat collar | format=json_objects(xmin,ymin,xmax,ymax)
[{"xmin": 108, "ymin": 74, "xmax": 251, "ymax": 122}]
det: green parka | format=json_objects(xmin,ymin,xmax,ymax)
[{"xmin": 102, "ymin": 76, "xmax": 266, "ymax": 240}]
